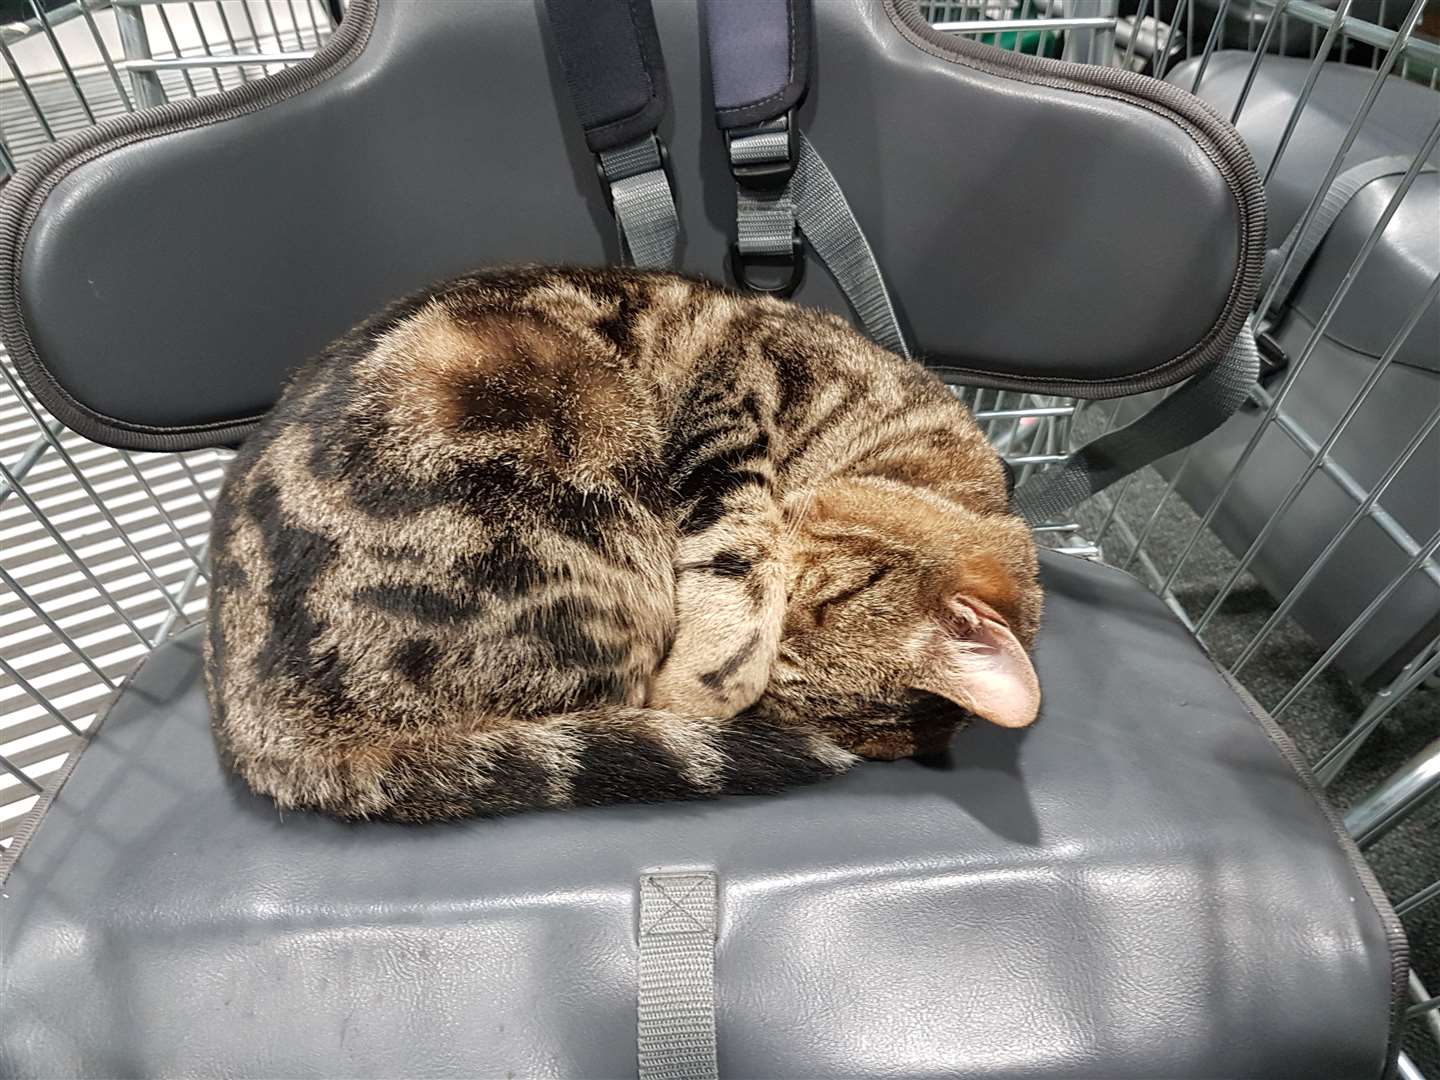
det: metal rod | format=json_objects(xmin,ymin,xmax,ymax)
[
  {"xmin": 0, "ymin": 0, "xmax": 99, "ymax": 43},
  {"xmin": 1275, "ymin": 526, "xmax": 1440, "ymax": 717},
  {"xmin": 236, "ymin": 0, "xmax": 265, "ymax": 54},
  {"xmin": 1194, "ymin": 275, "xmax": 1440, "ymax": 635},
  {"xmin": 1265, "ymin": 391, "xmax": 1440, "ymax": 590},
  {"xmin": 301, "ymin": 0, "xmax": 326, "ymax": 44},
  {"xmin": 1231, "ymin": 397, "xmax": 1440, "ymax": 675},
  {"xmin": 1121, "ymin": 0, "xmax": 1150, "ymax": 68},
  {"xmin": 211, "ymin": 0, "xmax": 252, "ymax": 81},
  {"xmin": 1188, "ymin": 0, "xmax": 1234, "ymax": 90},
  {"xmin": 182, "ymin": 1, "xmax": 227, "ymax": 93},
  {"xmin": 1396, "ymin": 878, "xmax": 1440, "ymax": 919},
  {"xmin": 1004, "ymin": 453, "xmax": 1069, "ymax": 466},
  {"xmin": 110, "ymin": 0, "xmax": 166, "ymax": 108},
  {"xmin": 1397, "ymin": 1051, "xmax": 1426, "ymax": 1080},
  {"xmin": 0, "ymin": 426, "xmax": 60, "ymax": 510},
  {"xmin": 152, "ymin": 3, "xmax": 200, "ymax": 98},
  {"xmin": 26, "ymin": 0, "xmax": 98, "ymax": 124},
  {"xmin": 1120, "ymin": 453, "xmax": 1196, "ymax": 575},
  {"xmin": 0, "ymin": 654, "xmax": 86, "ymax": 738},
  {"xmin": 973, "ymin": 406, "xmax": 1076, "ymax": 420},
  {"xmin": 1230, "ymin": 1, "xmax": 1289, "ymax": 123},
  {"xmin": 0, "ymin": 368, "xmax": 187, "ymax": 618},
  {"xmin": 1312, "ymin": 637, "xmax": 1440, "ymax": 785},
  {"xmin": 0, "ymin": 754, "xmax": 44, "ymax": 795},
  {"xmin": 76, "ymin": 0, "xmax": 136, "ymax": 112},
  {"xmin": 1152, "ymin": 0, "xmax": 1184, "ymax": 78},
  {"xmin": 1344, "ymin": 736, "xmax": 1440, "ymax": 847},
  {"xmin": 1405, "ymin": 973, "xmax": 1440, "ymax": 1065},
  {"xmin": 1262, "ymin": 0, "xmax": 1357, "ymax": 186},
  {"xmin": 284, "ymin": 0, "xmax": 306, "ymax": 48},
  {"xmin": 0, "ymin": 561, "xmax": 119, "ymax": 689},
  {"xmin": 1163, "ymin": 109, "xmax": 1440, "ymax": 595},
  {"xmin": 121, "ymin": 51, "xmax": 314, "ymax": 71},
  {"xmin": 1253, "ymin": 0, "xmax": 1440, "ymax": 63},
  {"xmin": 175, "ymin": 452, "xmax": 217, "ymax": 512},
  {"xmin": 152, "ymin": 542, "xmax": 208, "ymax": 647},
  {"xmin": 0, "ymin": 458, "xmax": 159, "ymax": 648},
  {"xmin": 936, "ymin": 15, "xmax": 1115, "ymax": 31},
  {"xmin": 260, "ymin": 0, "xmax": 288, "ymax": 50},
  {"xmin": 117, "ymin": 452, "xmax": 210, "ymax": 574},
  {"xmin": 0, "ymin": 34, "xmax": 57, "ymax": 141}
]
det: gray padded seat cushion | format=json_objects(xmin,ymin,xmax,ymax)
[
  {"xmin": 1169, "ymin": 52, "xmax": 1439, "ymax": 373},
  {"xmin": 0, "ymin": 552, "xmax": 1402, "ymax": 1078}
]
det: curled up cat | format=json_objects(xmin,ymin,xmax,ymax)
[{"xmin": 205, "ymin": 267, "xmax": 1043, "ymax": 821}]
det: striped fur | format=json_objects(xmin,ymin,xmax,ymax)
[{"xmin": 205, "ymin": 267, "xmax": 1041, "ymax": 821}]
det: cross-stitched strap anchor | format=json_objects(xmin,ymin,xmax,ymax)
[{"xmin": 637, "ymin": 871, "xmax": 720, "ymax": 1080}]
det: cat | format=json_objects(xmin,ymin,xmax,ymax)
[{"xmin": 205, "ymin": 267, "xmax": 1043, "ymax": 821}]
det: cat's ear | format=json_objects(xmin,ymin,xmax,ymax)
[{"xmin": 913, "ymin": 596, "xmax": 1041, "ymax": 729}]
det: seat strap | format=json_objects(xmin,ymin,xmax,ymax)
[
  {"xmin": 543, "ymin": 0, "xmax": 680, "ymax": 268},
  {"xmin": 1013, "ymin": 320, "xmax": 1261, "ymax": 524},
  {"xmin": 702, "ymin": 0, "xmax": 910, "ymax": 357},
  {"xmin": 1261, "ymin": 155, "xmax": 1437, "ymax": 318},
  {"xmin": 637, "ymin": 872, "xmax": 720, "ymax": 1080}
]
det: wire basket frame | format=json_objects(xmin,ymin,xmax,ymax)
[
  {"xmin": 3, "ymin": 0, "xmax": 1439, "ymax": 1069},
  {"xmin": 0, "ymin": 0, "xmax": 330, "ymax": 829}
]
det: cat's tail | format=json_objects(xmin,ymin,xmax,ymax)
[{"xmin": 236, "ymin": 709, "xmax": 858, "ymax": 822}]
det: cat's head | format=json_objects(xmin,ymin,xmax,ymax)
[{"xmin": 759, "ymin": 476, "xmax": 1042, "ymax": 733}]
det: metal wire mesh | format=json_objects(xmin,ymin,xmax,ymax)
[
  {"xmin": 0, "ymin": 0, "xmax": 329, "ymax": 834},
  {"xmin": 2, "ymin": 0, "xmax": 1438, "ymax": 1067}
]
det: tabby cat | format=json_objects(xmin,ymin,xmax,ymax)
[{"xmin": 206, "ymin": 267, "xmax": 1042, "ymax": 821}]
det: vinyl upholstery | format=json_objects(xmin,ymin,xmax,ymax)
[{"xmin": 0, "ymin": 553, "xmax": 1402, "ymax": 1078}]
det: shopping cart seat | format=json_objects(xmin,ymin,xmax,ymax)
[
  {"xmin": 0, "ymin": 0, "xmax": 1406, "ymax": 1075},
  {"xmin": 0, "ymin": 551, "xmax": 1401, "ymax": 1078}
]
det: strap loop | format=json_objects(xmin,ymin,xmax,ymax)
[
  {"xmin": 544, "ymin": 0, "xmax": 681, "ymax": 268},
  {"xmin": 637, "ymin": 872, "xmax": 720, "ymax": 1080},
  {"xmin": 597, "ymin": 134, "xmax": 680, "ymax": 269},
  {"xmin": 1013, "ymin": 319, "xmax": 1262, "ymax": 523}
]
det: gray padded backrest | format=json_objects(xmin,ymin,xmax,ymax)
[
  {"xmin": 1170, "ymin": 53, "xmax": 1439, "ymax": 375},
  {"xmin": 0, "ymin": 0, "xmax": 1264, "ymax": 451}
]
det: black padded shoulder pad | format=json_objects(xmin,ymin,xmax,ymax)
[{"xmin": 0, "ymin": 0, "xmax": 1265, "ymax": 451}]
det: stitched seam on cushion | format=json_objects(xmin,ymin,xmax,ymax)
[
  {"xmin": 1221, "ymin": 670, "xmax": 1409, "ymax": 1080},
  {"xmin": 0, "ymin": 0, "xmax": 378, "ymax": 451},
  {"xmin": 0, "ymin": 621, "xmax": 203, "ymax": 887},
  {"xmin": 883, "ymin": 0, "xmax": 1265, "ymax": 398}
]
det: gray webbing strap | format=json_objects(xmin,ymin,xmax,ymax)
[
  {"xmin": 791, "ymin": 136, "xmax": 910, "ymax": 358},
  {"xmin": 637, "ymin": 872, "xmax": 720, "ymax": 1080},
  {"xmin": 1012, "ymin": 320, "xmax": 1261, "ymax": 524},
  {"xmin": 598, "ymin": 135, "xmax": 680, "ymax": 269},
  {"xmin": 1262, "ymin": 155, "xmax": 1436, "ymax": 310},
  {"xmin": 730, "ymin": 131, "xmax": 911, "ymax": 357}
]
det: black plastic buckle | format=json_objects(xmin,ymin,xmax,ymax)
[
  {"xmin": 724, "ymin": 112, "xmax": 797, "ymax": 192},
  {"xmin": 1255, "ymin": 325, "xmax": 1289, "ymax": 381},
  {"xmin": 725, "ymin": 112, "xmax": 802, "ymax": 295},
  {"xmin": 728, "ymin": 235, "xmax": 804, "ymax": 298}
]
